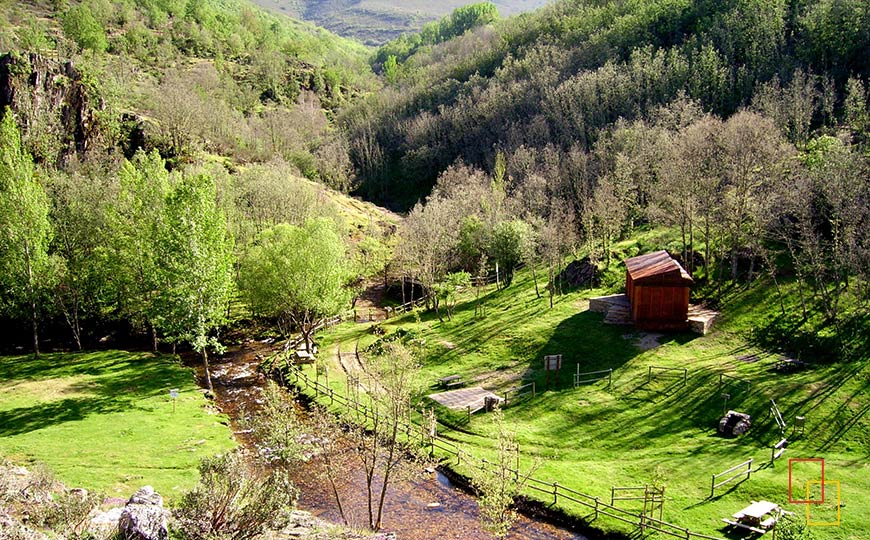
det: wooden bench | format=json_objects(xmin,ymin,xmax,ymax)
[
  {"xmin": 438, "ymin": 375, "xmax": 463, "ymax": 389},
  {"xmin": 775, "ymin": 358, "xmax": 807, "ymax": 372}
]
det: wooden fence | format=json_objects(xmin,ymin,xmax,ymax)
[
  {"xmin": 710, "ymin": 458, "xmax": 753, "ymax": 498},
  {"xmin": 502, "ymin": 382, "xmax": 536, "ymax": 405},
  {"xmin": 273, "ymin": 361, "xmax": 729, "ymax": 540},
  {"xmin": 648, "ymin": 366, "xmax": 688, "ymax": 385},
  {"xmin": 574, "ymin": 367, "xmax": 613, "ymax": 388}
]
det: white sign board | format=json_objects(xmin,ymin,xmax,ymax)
[
  {"xmin": 544, "ymin": 355, "xmax": 562, "ymax": 371},
  {"xmin": 169, "ymin": 388, "xmax": 179, "ymax": 399}
]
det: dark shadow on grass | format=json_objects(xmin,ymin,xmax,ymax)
[
  {"xmin": 0, "ymin": 396, "xmax": 130, "ymax": 437},
  {"xmin": 0, "ymin": 351, "xmax": 194, "ymax": 436}
]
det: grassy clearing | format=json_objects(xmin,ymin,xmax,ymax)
[
  {"xmin": 312, "ymin": 260, "xmax": 869, "ymax": 539},
  {"xmin": 0, "ymin": 350, "xmax": 235, "ymax": 499}
]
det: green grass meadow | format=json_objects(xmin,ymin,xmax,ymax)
[
  {"xmin": 311, "ymin": 263, "xmax": 869, "ymax": 539},
  {"xmin": 0, "ymin": 351, "xmax": 235, "ymax": 499}
]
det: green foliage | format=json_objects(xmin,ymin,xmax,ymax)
[
  {"xmin": 158, "ymin": 172, "xmax": 234, "ymax": 361},
  {"xmin": 172, "ymin": 450, "xmax": 297, "ymax": 540},
  {"xmin": 374, "ymin": 2, "xmax": 499, "ymax": 66},
  {"xmin": 435, "ymin": 271, "xmax": 470, "ymax": 320},
  {"xmin": 107, "ymin": 149, "xmax": 171, "ymax": 341},
  {"xmin": 489, "ymin": 220, "xmax": 530, "ymax": 286},
  {"xmin": 62, "ymin": 4, "xmax": 108, "ymax": 52},
  {"xmin": 239, "ymin": 218, "xmax": 353, "ymax": 345},
  {"xmin": 0, "ymin": 110, "xmax": 56, "ymax": 356},
  {"xmin": 349, "ymin": 0, "xmax": 870, "ymax": 208}
]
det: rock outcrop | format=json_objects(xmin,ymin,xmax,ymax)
[
  {"xmin": 0, "ymin": 52, "xmax": 104, "ymax": 165},
  {"xmin": 118, "ymin": 486, "xmax": 168, "ymax": 540}
]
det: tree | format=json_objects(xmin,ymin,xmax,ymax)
[
  {"xmin": 246, "ymin": 381, "xmax": 305, "ymax": 468},
  {"xmin": 435, "ymin": 271, "xmax": 471, "ymax": 321},
  {"xmin": 717, "ymin": 111, "xmax": 791, "ymax": 282},
  {"xmin": 488, "ymin": 220, "xmax": 530, "ymax": 287},
  {"xmin": 0, "ymin": 110, "xmax": 56, "ymax": 357},
  {"xmin": 356, "ymin": 341, "xmax": 420, "ymax": 531},
  {"xmin": 61, "ymin": 4, "xmax": 108, "ymax": 53},
  {"xmin": 469, "ymin": 406, "xmax": 537, "ymax": 539},
  {"xmin": 239, "ymin": 218, "xmax": 352, "ymax": 352},
  {"xmin": 107, "ymin": 150, "xmax": 171, "ymax": 352},
  {"xmin": 159, "ymin": 172, "xmax": 235, "ymax": 393},
  {"xmin": 47, "ymin": 169, "xmax": 114, "ymax": 350}
]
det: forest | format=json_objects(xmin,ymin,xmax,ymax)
[{"xmin": 0, "ymin": 0, "xmax": 868, "ymax": 364}]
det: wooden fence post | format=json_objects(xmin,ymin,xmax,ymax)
[{"xmin": 552, "ymin": 482, "xmax": 558, "ymax": 505}]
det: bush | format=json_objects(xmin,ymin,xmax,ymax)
[
  {"xmin": 172, "ymin": 450, "xmax": 297, "ymax": 540},
  {"xmin": 62, "ymin": 4, "xmax": 108, "ymax": 52}
]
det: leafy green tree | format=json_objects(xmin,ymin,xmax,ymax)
[
  {"xmin": 159, "ymin": 172, "xmax": 234, "ymax": 393},
  {"xmin": 239, "ymin": 218, "xmax": 352, "ymax": 352},
  {"xmin": 62, "ymin": 4, "xmax": 107, "ymax": 52},
  {"xmin": 108, "ymin": 150, "xmax": 171, "ymax": 352},
  {"xmin": 435, "ymin": 271, "xmax": 470, "ymax": 321},
  {"xmin": 47, "ymin": 169, "xmax": 114, "ymax": 350},
  {"xmin": 489, "ymin": 220, "xmax": 530, "ymax": 287},
  {"xmin": 0, "ymin": 110, "xmax": 56, "ymax": 357},
  {"xmin": 383, "ymin": 55, "xmax": 399, "ymax": 84}
]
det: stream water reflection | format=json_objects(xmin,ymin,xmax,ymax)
[{"xmin": 204, "ymin": 343, "xmax": 590, "ymax": 540}]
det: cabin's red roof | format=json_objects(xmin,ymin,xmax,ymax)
[{"xmin": 624, "ymin": 250, "xmax": 693, "ymax": 285}]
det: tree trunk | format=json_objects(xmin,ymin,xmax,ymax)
[
  {"xmin": 530, "ymin": 263, "xmax": 540, "ymax": 298},
  {"xmin": 150, "ymin": 322, "xmax": 159, "ymax": 353},
  {"xmin": 31, "ymin": 300, "xmax": 39, "ymax": 358},
  {"xmin": 202, "ymin": 348, "xmax": 214, "ymax": 393},
  {"xmin": 24, "ymin": 241, "xmax": 39, "ymax": 358}
]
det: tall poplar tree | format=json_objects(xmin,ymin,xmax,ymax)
[
  {"xmin": 159, "ymin": 173, "xmax": 234, "ymax": 393},
  {"xmin": 108, "ymin": 150, "xmax": 170, "ymax": 351},
  {"xmin": 0, "ymin": 110, "xmax": 54, "ymax": 357}
]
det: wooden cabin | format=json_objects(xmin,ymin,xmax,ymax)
[{"xmin": 624, "ymin": 251, "xmax": 693, "ymax": 330}]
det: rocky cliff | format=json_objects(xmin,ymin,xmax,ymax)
[{"xmin": 0, "ymin": 52, "xmax": 104, "ymax": 165}]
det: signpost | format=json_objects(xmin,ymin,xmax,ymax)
[
  {"xmin": 169, "ymin": 388, "xmax": 179, "ymax": 413},
  {"xmin": 544, "ymin": 354, "xmax": 562, "ymax": 388}
]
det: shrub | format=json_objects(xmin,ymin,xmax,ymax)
[
  {"xmin": 172, "ymin": 450, "xmax": 297, "ymax": 540},
  {"xmin": 62, "ymin": 4, "xmax": 108, "ymax": 52}
]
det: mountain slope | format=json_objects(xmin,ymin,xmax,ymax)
[
  {"xmin": 341, "ymin": 0, "xmax": 870, "ymax": 208},
  {"xmin": 251, "ymin": 0, "xmax": 551, "ymax": 45}
]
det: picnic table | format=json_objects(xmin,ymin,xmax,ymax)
[
  {"xmin": 723, "ymin": 500, "xmax": 781, "ymax": 534},
  {"xmin": 294, "ymin": 350, "xmax": 315, "ymax": 364},
  {"xmin": 438, "ymin": 374, "xmax": 463, "ymax": 388}
]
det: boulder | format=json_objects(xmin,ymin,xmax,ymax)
[
  {"xmin": 127, "ymin": 485, "xmax": 163, "ymax": 507},
  {"xmin": 118, "ymin": 486, "xmax": 168, "ymax": 540}
]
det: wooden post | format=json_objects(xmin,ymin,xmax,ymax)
[
  {"xmin": 552, "ymin": 482, "xmax": 558, "ymax": 504},
  {"xmin": 594, "ymin": 497, "xmax": 599, "ymax": 520}
]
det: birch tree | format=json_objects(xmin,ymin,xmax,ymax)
[
  {"xmin": 0, "ymin": 110, "xmax": 55, "ymax": 357},
  {"xmin": 159, "ymin": 172, "xmax": 235, "ymax": 393}
]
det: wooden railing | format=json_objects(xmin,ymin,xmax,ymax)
[{"xmin": 271, "ymin": 361, "xmax": 729, "ymax": 540}]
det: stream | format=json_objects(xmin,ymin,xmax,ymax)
[{"xmin": 201, "ymin": 341, "xmax": 591, "ymax": 540}]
